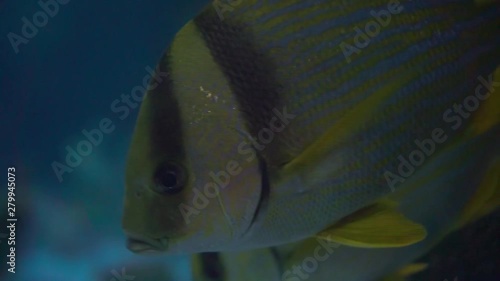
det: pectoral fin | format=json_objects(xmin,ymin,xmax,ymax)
[{"xmin": 316, "ymin": 201, "xmax": 427, "ymax": 248}]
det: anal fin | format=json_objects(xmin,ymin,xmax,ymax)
[{"xmin": 316, "ymin": 200, "xmax": 427, "ymax": 248}]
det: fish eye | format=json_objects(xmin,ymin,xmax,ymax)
[{"xmin": 153, "ymin": 162, "xmax": 186, "ymax": 195}]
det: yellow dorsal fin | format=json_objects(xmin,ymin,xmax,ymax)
[
  {"xmin": 380, "ymin": 263, "xmax": 428, "ymax": 281},
  {"xmin": 282, "ymin": 71, "xmax": 418, "ymax": 175},
  {"xmin": 316, "ymin": 200, "xmax": 427, "ymax": 248},
  {"xmin": 456, "ymin": 157, "xmax": 499, "ymax": 229}
]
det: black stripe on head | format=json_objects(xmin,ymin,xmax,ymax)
[
  {"xmin": 146, "ymin": 51, "xmax": 187, "ymax": 190},
  {"xmin": 149, "ymin": 51, "xmax": 185, "ymax": 161},
  {"xmin": 193, "ymin": 8, "xmax": 288, "ymax": 167}
]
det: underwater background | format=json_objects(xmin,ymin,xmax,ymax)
[
  {"xmin": 0, "ymin": 0, "xmax": 208, "ymax": 280},
  {"xmin": 0, "ymin": 0, "xmax": 498, "ymax": 280}
]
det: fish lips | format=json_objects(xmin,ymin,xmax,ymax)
[{"xmin": 126, "ymin": 234, "xmax": 169, "ymax": 254}]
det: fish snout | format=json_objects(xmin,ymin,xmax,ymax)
[{"xmin": 125, "ymin": 234, "xmax": 168, "ymax": 254}]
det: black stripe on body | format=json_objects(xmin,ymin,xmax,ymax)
[{"xmin": 193, "ymin": 8, "xmax": 290, "ymax": 168}]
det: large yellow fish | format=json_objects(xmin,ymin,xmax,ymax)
[{"xmin": 122, "ymin": 0, "xmax": 499, "ymax": 254}]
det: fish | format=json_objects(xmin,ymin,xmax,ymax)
[
  {"xmin": 122, "ymin": 0, "xmax": 500, "ymax": 254},
  {"xmin": 190, "ymin": 126, "xmax": 500, "ymax": 281}
]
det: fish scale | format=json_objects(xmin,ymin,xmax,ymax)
[{"xmin": 240, "ymin": 2, "xmax": 490, "ymax": 153}]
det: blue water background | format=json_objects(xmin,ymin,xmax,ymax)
[{"xmin": 0, "ymin": 0, "xmax": 210, "ymax": 280}]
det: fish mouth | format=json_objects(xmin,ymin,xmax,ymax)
[{"xmin": 126, "ymin": 235, "xmax": 168, "ymax": 254}]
